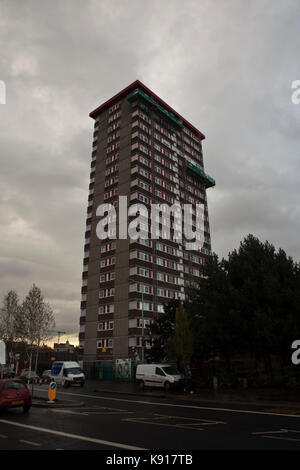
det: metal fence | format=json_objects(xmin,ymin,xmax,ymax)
[{"xmin": 84, "ymin": 362, "xmax": 137, "ymax": 382}]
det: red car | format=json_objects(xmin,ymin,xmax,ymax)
[{"xmin": 0, "ymin": 379, "xmax": 32, "ymax": 413}]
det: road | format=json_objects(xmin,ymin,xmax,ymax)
[{"xmin": 1, "ymin": 383, "xmax": 300, "ymax": 451}]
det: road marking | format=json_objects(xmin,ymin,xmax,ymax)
[
  {"xmin": 253, "ymin": 428, "xmax": 300, "ymax": 444},
  {"xmin": 261, "ymin": 435, "xmax": 300, "ymax": 443},
  {"xmin": 263, "ymin": 408, "xmax": 300, "ymax": 415},
  {"xmin": 36, "ymin": 388, "xmax": 300, "ymax": 419},
  {"xmin": 122, "ymin": 417, "xmax": 204, "ymax": 431},
  {"xmin": 153, "ymin": 413, "xmax": 226, "ymax": 425},
  {"xmin": 0, "ymin": 419, "xmax": 146, "ymax": 450},
  {"xmin": 51, "ymin": 406, "xmax": 133, "ymax": 416},
  {"xmin": 253, "ymin": 429, "xmax": 288, "ymax": 435},
  {"xmin": 19, "ymin": 439, "xmax": 41, "ymax": 447},
  {"xmin": 122, "ymin": 413, "xmax": 226, "ymax": 431},
  {"xmin": 50, "ymin": 409, "xmax": 90, "ymax": 416},
  {"xmin": 281, "ymin": 428, "xmax": 300, "ymax": 433}
]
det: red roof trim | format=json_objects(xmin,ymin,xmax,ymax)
[{"xmin": 89, "ymin": 80, "xmax": 205, "ymax": 140}]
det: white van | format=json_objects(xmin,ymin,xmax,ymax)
[
  {"xmin": 136, "ymin": 363, "xmax": 183, "ymax": 391},
  {"xmin": 50, "ymin": 361, "xmax": 85, "ymax": 388}
]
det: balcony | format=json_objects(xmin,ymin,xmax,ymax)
[
  {"xmin": 127, "ymin": 88, "xmax": 183, "ymax": 129},
  {"xmin": 185, "ymin": 161, "xmax": 215, "ymax": 188}
]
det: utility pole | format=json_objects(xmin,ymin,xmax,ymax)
[
  {"xmin": 141, "ymin": 290, "xmax": 144, "ymax": 362},
  {"xmin": 48, "ymin": 330, "xmax": 66, "ymax": 344},
  {"xmin": 56, "ymin": 331, "xmax": 66, "ymax": 343},
  {"xmin": 129, "ymin": 279, "xmax": 145, "ymax": 362}
]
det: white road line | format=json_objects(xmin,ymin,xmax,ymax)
[
  {"xmin": 122, "ymin": 413, "xmax": 226, "ymax": 431},
  {"xmin": 281, "ymin": 428, "xmax": 300, "ymax": 434},
  {"xmin": 0, "ymin": 419, "xmax": 146, "ymax": 450},
  {"xmin": 153, "ymin": 413, "xmax": 226, "ymax": 425},
  {"xmin": 36, "ymin": 388, "xmax": 300, "ymax": 419},
  {"xmin": 253, "ymin": 428, "xmax": 300, "ymax": 443},
  {"xmin": 252, "ymin": 429, "xmax": 288, "ymax": 435},
  {"xmin": 121, "ymin": 417, "xmax": 205, "ymax": 431},
  {"xmin": 262, "ymin": 435, "xmax": 300, "ymax": 443}
]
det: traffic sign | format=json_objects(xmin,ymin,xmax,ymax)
[{"xmin": 48, "ymin": 381, "xmax": 57, "ymax": 403}]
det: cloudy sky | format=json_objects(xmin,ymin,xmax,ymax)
[{"xmin": 1, "ymin": 0, "xmax": 300, "ymax": 345}]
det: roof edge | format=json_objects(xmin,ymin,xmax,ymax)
[{"xmin": 89, "ymin": 80, "xmax": 205, "ymax": 140}]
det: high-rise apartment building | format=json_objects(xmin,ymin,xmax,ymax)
[{"xmin": 79, "ymin": 80, "xmax": 215, "ymax": 366}]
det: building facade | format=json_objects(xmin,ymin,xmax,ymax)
[{"xmin": 79, "ymin": 80, "xmax": 215, "ymax": 366}]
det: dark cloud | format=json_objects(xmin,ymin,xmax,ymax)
[{"xmin": 0, "ymin": 0, "xmax": 300, "ymax": 343}]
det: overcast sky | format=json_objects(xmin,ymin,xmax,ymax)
[{"xmin": 1, "ymin": 0, "xmax": 300, "ymax": 345}]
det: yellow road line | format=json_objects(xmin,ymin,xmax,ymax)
[
  {"xmin": 19, "ymin": 439, "xmax": 41, "ymax": 447},
  {"xmin": 0, "ymin": 419, "xmax": 146, "ymax": 450}
]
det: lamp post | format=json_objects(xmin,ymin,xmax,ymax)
[{"xmin": 129, "ymin": 278, "xmax": 144, "ymax": 362}]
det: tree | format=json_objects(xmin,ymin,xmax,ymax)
[
  {"xmin": 149, "ymin": 234, "xmax": 300, "ymax": 379},
  {"xmin": 0, "ymin": 290, "xmax": 19, "ymax": 345},
  {"xmin": 168, "ymin": 304, "xmax": 194, "ymax": 366},
  {"xmin": 186, "ymin": 253, "xmax": 242, "ymax": 369},
  {"xmin": 188, "ymin": 234, "xmax": 300, "ymax": 373},
  {"xmin": 0, "ymin": 290, "xmax": 20, "ymax": 369},
  {"xmin": 147, "ymin": 300, "xmax": 179, "ymax": 362},
  {"xmin": 15, "ymin": 284, "xmax": 55, "ymax": 374}
]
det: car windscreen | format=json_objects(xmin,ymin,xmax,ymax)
[
  {"xmin": 65, "ymin": 367, "xmax": 82, "ymax": 375},
  {"xmin": 162, "ymin": 366, "xmax": 180, "ymax": 375},
  {"xmin": 3, "ymin": 381, "xmax": 27, "ymax": 390}
]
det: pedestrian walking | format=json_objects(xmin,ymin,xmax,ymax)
[{"xmin": 184, "ymin": 364, "xmax": 193, "ymax": 394}]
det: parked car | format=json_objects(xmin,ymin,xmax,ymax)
[
  {"xmin": 19, "ymin": 369, "xmax": 40, "ymax": 384},
  {"xmin": 41, "ymin": 369, "xmax": 52, "ymax": 383},
  {"xmin": 0, "ymin": 365, "xmax": 15, "ymax": 378},
  {"xmin": 0, "ymin": 379, "xmax": 32, "ymax": 412},
  {"xmin": 136, "ymin": 363, "xmax": 183, "ymax": 391}
]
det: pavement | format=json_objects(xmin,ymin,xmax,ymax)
[
  {"xmin": 30, "ymin": 379, "xmax": 300, "ymax": 409},
  {"xmin": 86, "ymin": 379, "xmax": 300, "ymax": 408}
]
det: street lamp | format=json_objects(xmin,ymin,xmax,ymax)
[{"xmin": 129, "ymin": 278, "xmax": 144, "ymax": 362}]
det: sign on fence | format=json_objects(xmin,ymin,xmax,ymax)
[{"xmin": 115, "ymin": 359, "xmax": 131, "ymax": 379}]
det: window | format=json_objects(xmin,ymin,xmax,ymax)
[
  {"xmin": 100, "ymin": 257, "xmax": 116, "ymax": 268},
  {"xmin": 107, "ymin": 131, "xmax": 120, "ymax": 143},
  {"xmin": 139, "ymin": 284, "xmax": 153, "ymax": 294},
  {"xmin": 106, "ymin": 142, "xmax": 119, "ymax": 153},
  {"xmin": 98, "ymin": 321, "xmax": 114, "ymax": 331},
  {"xmin": 101, "ymin": 242, "xmax": 116, "ymax": 253},
  {"xmin": 138, "ymin": 251, "xmax": 151, "ymax": 262},
  {"xmin": 138, "ymin": 301, "xmax": 151, "ymax": 311},
  {"xmin": 100, "ymin": 272, "xmax": 115, "ymax": 282},
  {"xmin": 108, "ymin": 111, "xmax": 121, "ymax": 123},
  {"xmin": 98, "ymin": 304, "xmax": 114, "ymax": 314},
  {"xmin": 99, "ymin": 288, "xmax": 115, "ymax": 298},
  {"xmin": 106, "ymin": 153, "xmax": 119, "ymax": 165},
  {"xmin": 97, "ymin": 339, "xmax": 114, "ymax": 349},
  {"xmin": 3, "ymin": 381, "xmax": 26, "ymax": 390}
]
